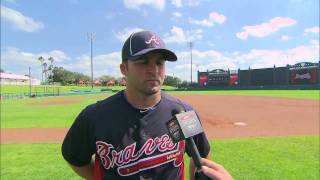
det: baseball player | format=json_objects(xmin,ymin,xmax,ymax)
[{"xmin": 62, "ymin": 30, "xmax": 212, "ymax": 180}]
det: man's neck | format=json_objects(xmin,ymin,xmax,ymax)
[{"xmin": 124, "ymin": 89, "xmax": 161, "ymax": 109}]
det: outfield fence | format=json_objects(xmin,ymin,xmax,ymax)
[{"xmin": 0, "ymin": 89, "xmax": 115, "ymax": 100}]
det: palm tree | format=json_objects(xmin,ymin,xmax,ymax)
[
  {"xmin": 43, "ymin": 62, "xmax": 48, "ymax": 84},
  {"xmin": 48, "ymin": 57, "xmax": 54, "ymax": 64},
  {"xmin": 38, "ymin": 56, "xmax": 45, "ymax": 83},
  {"xmin": 48, "ymin": 57, "xmax": 54, "ymax": 84}
]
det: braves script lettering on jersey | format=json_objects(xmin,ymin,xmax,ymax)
[
  {"xmin": 62, "ymin": 91, "xmax": 210, "ymax": 180},
  {"xmin": 96, "ymin": 135, "xmax": 185, "ymax": 176}
]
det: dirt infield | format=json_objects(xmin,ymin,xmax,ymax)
[
  {"xmin": 176, "ymin": 94, "xmax": 319, "ymax": 139},
  {"xmin": 1, "ymin": 94, "xmax": 319, "ymax": 144}
]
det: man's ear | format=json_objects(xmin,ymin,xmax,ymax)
[{"xmin": 120, "ymin": 63, "xmax": 127, "ymax": 76}]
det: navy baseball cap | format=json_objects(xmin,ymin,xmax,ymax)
[{"xmin": 122, "ymin": 30, "xmax": 177, "ymax": 62}]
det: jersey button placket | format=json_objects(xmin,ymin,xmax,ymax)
[{"xmin": 140, "ymin": 173, "xmax": 152, "ymax": 179}]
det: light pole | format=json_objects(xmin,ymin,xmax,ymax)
[
  {"xmin": 29, "ymin": 67, "xmax": 31, "ymax": 97},
  {"xmin": 43, "ymin": 62, "xmax": 47, "ymax": 84},
  {"xmin": 195, "ymin": 64, "xmax": 199, "ymax": 85},
  {"xmin": 38, "ymin": 56, "xmax": 45, "ymax": 84},
  {"xmin": 48, "ymin": 57, "xmax": 54, "ymax": 84},
  {"xmin": 188, "ymin": 41, "xmax": 194, "ymax": 85},
  {"xmin": 87, "ymin": 32, "xmax": 96, "ymax": 89}
]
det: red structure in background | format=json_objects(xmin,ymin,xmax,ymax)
[
  {"xmin": 198, "ymin": 69, "xmax": 238, "ymax": 87},
  {"xmin": 198, "ymin": 74, "xmax": 208, "ymax": 87},
  {"xmin": 119, "ymin": 80, "xmax": 127, "ymax": 86},
  {"xmin": 229, "ymin": 74, "xmax": 238, "ymax": 85},
  {"xmin": 94, "ymin": 80, "xmax": 102, "ymax": 85},
  {"xmin": 106, "ymin": 80, "xmax": 115, "ymax": 86}
]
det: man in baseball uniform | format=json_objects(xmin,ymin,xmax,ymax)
[{"xmin": 62, "ymin": 30, "xmax": 215, "ymax": 180}]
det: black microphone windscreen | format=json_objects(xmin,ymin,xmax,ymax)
[{"xmin": 171, "ymin": 106, "xmax": 185, "ymax": 116}]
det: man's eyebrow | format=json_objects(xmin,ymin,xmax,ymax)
[{"xmin": 155, "ymin": 54, "xmax": 165, "ymax": 60}]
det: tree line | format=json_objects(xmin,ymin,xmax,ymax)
[{"xmin": 51, "ymin": 66, "xmax": 184, "ymax": 87}]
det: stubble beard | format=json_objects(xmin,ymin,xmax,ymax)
[{"xmin": 141, "ymin": 81, "xmax": 161, "ymax": 95}]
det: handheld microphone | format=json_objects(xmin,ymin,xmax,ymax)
[{"xmin": 167, "ymin": 108, "xmax": 211, "ymax": 180}]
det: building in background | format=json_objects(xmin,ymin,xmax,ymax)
[
  {"xmin": 0, "ymin": 72, "xmax": 40, "ymax": 85},
  {"xmin": 197, "ymin": 61, "xmax": 319, "ymax": 87},
  {"xmin": 198, "ymin": 69, "xmax": 238, "ymax": 87},
  {"xmin": 289, "ymin": 62, "xmax": 319, "ymax": 85}
]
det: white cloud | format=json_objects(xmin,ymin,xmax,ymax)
[
  {"xmin": 281, "ymin": 35, "xmax": 290, "ymax": 41},
  {"xmin": 189, "ymin": 12, "xmax": 226, "ymax": 27},
  {"xmin": 208, "ymin": 42, "xmax": 215, "ymax": 47},
  {"xmin": 63, "ymin": 52, "xmax": 123, "ymax": 79},
  {"xmin": 234, "ymin": 44, "xmax": 319, "ymax": 69},
  {"xmin": 236, "ymin": 17, "xmax": 297, "ymax": 40},
  {"xmin": 309, "ymin": 39, "xmax": 319, "ymax": 45},
  {"xmin": 1, "ymin": 47, "xmax": 70, "ymax": 78},
  {"xmin": 2, "ymin": 47, "xmax": 69, "ymax": 64},
  {"xmin": 165, "ymin": 42, "xmax": 319, "ymax": 81},
  {"xmin": 1, "ymin": 46, "xmax": 124, "ymax": 79},
  {"xmin": 304, "ymin": 26, "xmax": 320, "ymax": 34},
  {"xmin": 1, "ymin": 5, "xmax": 44, "ymax": 32},
  {"xmin": 115, "ymin": 28, "xmax": 145, "ymax": 42},
  {"xmin": 171, "ymin": 0, "xmax": 201, "ymax": 8},
  {"xmin": 164, "ymin": 26, "xmax": 186, "ymax": 43},
  {"xmin": 172, "ymin": 12, "xmax": 182, "ymax": 18},
  {"xmin": 171, "ymin": 0, "xmax": 182, "ymax": 8},
  {"xmin": 3, "ymin": 43, "xmax": 318, "ymax": 82},
  {"xmin": 163, "ymin": 26, "xmax": 203, "ymax": 44},
  {"xmin": 123, "ymin": 0, "xmax": 165, "ymax": 11},
  {"xmin": 166, "ymin": 49, "xmax": 237, "ymax": 81}
]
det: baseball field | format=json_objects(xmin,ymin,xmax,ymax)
[{"xmin": 0, "ymin": 88, "xmax": 319, "ymax": 179}]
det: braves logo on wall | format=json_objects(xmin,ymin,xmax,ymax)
[
  {"xmin": 295, "ymin": 73, "xmax": 311, "ymax": 79},
  {"xmin": 290, "ymin": 69, "xmax": 317, "ymax": 84},
  {"xmin": 96, "ymin": 134, "xmax": 184, "ymax": 176}
]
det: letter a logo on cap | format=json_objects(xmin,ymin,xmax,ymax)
[
  {"xmin": 145, "ymin": 35, "xmax": 160, "ymax": 46},
  {"xmin": 122, "ymin": 30, "xmax": 177, "ymax": 62}
]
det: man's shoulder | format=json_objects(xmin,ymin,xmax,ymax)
[
  {"xmin": 97, "ymin": 90, "xmax": 124, "ymax": 106},
  {"xmin": 161, "ymin": 92, "xmax": 193, "ymax": 111},
  {"xmin": 84, "ymin": 91, "xmax": 124, "ymax": 113}
]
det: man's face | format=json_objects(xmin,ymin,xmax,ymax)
[{"xmin": 121, "ymin": 52, "xmax": 166, "ymax": 95}]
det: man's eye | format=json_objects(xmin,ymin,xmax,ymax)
[
  {"xmin": 157, "ymin": 61, "xmax": 164, "ymax": 65},
  {"xmin": 141, "ymin": 61, "xmax": 148, "ymax": 64},
  {"xmin": 136, "ymin": 59, "xmax": 148, "ymax": 64}
]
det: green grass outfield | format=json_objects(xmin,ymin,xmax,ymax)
[
  {"xmin": 0, "ymin": 84, "xmax": 176, "ymax": 94},
  {"xmin": 1, "ymin": 136, "xmax": 318, "ymax": 179},
  {"xmin": 1, "ymin": 84, "xmax": 103, "ymax": 94},
  {"xmin": 1, "ymin": 90, "xmax": 318, "ymax": 128},
  {"xmin": 1, "ymin": 94, "xmax": 106, "ymax": 128},
  {"xmin": 1, "ymin": 85, "xmax": 319, "ymax": 100}
]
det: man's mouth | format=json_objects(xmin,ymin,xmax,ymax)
[
  {"xmin": 145, "ymin": 79, "xmax": 160, "ymax": 84},
  {"xmin": 146, "ymin": 79, "xmax": 159, "ymax": 82}
]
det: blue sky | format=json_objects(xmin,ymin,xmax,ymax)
[{"xmin": 1, "ymin": 0, "xmax": 319, "ymax": 81}]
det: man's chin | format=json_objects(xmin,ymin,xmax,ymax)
[{"xmin": 144, "ymin": 86, "xmax": 160, "ymax": 95}]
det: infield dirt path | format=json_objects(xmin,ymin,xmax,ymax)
[{"xmin": 1, "ymin": 95, "xmax": 319, "ymax": 144}]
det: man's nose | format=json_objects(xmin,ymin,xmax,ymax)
[{"xmin": 146, "ymin": 62, "xmax": 158, "ymax": 73}]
